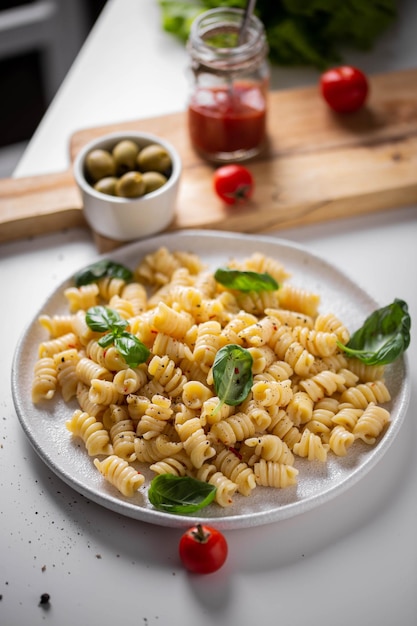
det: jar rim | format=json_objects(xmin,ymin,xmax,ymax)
[{"xmin": 187, "ymin": 6, "xmax": 267, "ymax": 68}]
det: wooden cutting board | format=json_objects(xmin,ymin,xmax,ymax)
[{"xmin": 1, "ymin": 67, "xmax": 416, "ymax": 251}]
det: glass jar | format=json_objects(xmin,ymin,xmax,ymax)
[{"xmin": 186, "ymin": 7, "xmax": 269, "ymax": 163}]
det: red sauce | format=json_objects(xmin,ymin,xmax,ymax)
[{"xmin": 188, "ymin": 81, "xmax": 267, "ymax": 157}]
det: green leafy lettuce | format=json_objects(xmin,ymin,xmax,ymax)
[{"xmin": 158, "ymin": 0, "xmax": 397, "ymax": 69}]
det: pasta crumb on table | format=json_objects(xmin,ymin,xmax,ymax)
[{"xmin": 31, "ymin": 246, "xmax": 392, "ymax": 511}]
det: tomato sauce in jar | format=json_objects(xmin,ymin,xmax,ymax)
[{"xmin": 188, "ymin": 82, "xmax": 267, "ymax": 158}]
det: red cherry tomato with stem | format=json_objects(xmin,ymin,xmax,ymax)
[
  {"xmin": 213, "ymin": 164, "xmax": 254, "ymax": 205},
  {"xmin": 320, "ymin": 65, "xmax": 369, "ymax": 113},
  {"xmin": 179, "ymin": 524, "xmax": 228, "ymax": 574}
]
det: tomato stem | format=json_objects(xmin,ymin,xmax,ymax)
[{"xmin": 192, "ymin": 524, "xmax": 209, "ymax": 544}]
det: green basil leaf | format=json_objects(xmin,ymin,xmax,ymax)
[
  {"xmin": 85, "ymin": 305, "xmax": 124, "ymax": 332},
  {"xmin": 148, "ymin": 474, "xmax": 217, "ymax": 514},
  {"xmin": 212, "ymin": 344, "xmax": 253, "ymax": 408},
  {"xmin": 98, "ymin": 333, "xmax": 116, "ymax": 348},
  {"xmin": 114, "ymin": 332, "xmax": 150, "ymax": 368},
  {"xmin": 109, "ymin": 317, "xmax": 130, "ymax": 336},
  {"xmin": 214, "ymin": 268, "xmax": 279, "ymax": 293},
  {"xmin": 74, "ymin": 259, "xmax": 133, "ymax": 287},
  {"xmin": 338, "ymin": 299, "xmax": 411, "ymax": 365}
]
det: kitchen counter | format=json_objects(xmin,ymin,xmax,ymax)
[{"xmin": 1, "ymin": 1, "xmax": 416, "ymax": 625}]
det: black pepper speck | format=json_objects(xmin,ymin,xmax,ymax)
[{"xmin": 39, "ymin": 593, "xmax": 50, "ymax": 607}]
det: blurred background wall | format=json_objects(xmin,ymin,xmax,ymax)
[{"xmin": 0, "ymin": 0, "xmax": 107, "ymax": 176}]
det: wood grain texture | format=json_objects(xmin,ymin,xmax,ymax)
[{"xmin": 1, "ymin": 68, "xmax": 416, "ymax": 249}]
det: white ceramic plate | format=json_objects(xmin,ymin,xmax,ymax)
[{"xmin": 12, "ymin": 230, "xmax": 410, "ymax": 529}]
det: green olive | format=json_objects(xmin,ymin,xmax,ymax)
[
  {"xmin": 112, "ymin": 139, "xmax": 140, "ymax": 174},
  {"xmin": 137, "ymin": 143, "xmax": 172, "ymax": 173},
  {"xmin": 115, "ymin": 171, "xmax": 146, "ymax": 198},
  {"xmin": 94, "ymin": 176, "xmax": 118, "ymax": 196},
  {"xmin": 85, "ymin": 149, "xmax": 116, "ymax": 182},
  {"xmin": 142, "ymin": 171, "xmax": 167, "ymax": 193}
]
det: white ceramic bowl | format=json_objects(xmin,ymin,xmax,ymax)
[{"xmin": 73, "ymin": 131, "xmax": 182, "ymax": 241}]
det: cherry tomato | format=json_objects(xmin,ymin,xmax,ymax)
[
  {"xmin": 179, "ymin": 524, "xmax": 228, "ymax": 574},
  {"xmin": 213, "ymin": 164, "xmax": 254, "ymax": 205},
  {"xmin": 320, "ymin": 65, "xmax": 369, "ymax": 113}
]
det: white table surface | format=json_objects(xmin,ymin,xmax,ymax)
[{"xmin": 2, "ymin": 1, "xmax": 417, "ymax": 624}]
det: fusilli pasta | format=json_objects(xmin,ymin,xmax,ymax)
[{"xmin": 30, "ymin": 246, "xmax": 394, "ymax": 509}]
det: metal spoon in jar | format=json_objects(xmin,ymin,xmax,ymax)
[{"xmin": 238, "ymin": 0, "xmax": 257, "ymax": 45}]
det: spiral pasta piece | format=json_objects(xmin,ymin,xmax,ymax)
[
  {"xmin": 38, "ymin": 332, "xmax": 81, "ymax": 358},
  {"xmin": 277, "ymin": 283, "xmax": 320, "ymax": 317},
  {"xmin": 285, "ymin": 391, "xmax": 314, "ymax": 427},
  {"xmin": 76, "ymin": 357, "xmax": 113, "ymax": 386},
  {"xmin": 331, "ymin": 406, "xmax": 363, "ymax": 430},
  {"xmin": 109, "ymin": 419, "xmax": 136, "ymax": 461},
  {"xmin": 353, "ymin": 402, "xmax": 390, "ymax": 444},
  {"xmin": 238, "ymin": 398, "xmax": 271, "ymax": 431},
  {"xmin": 200, "ymin": 396, "xmax": 235, "ymax": 426},
  {"xmin": 196, "ymin": 464, "xmax": 238, "ymax": 507},
  {"xmin": 151, "ymin": 332, "xmax": 193, "ymax": 363},
  {"xmin": 193, "ymin": 320, "xmax": 228, "ymax": 373},
  {"xmin": 113, "ymin": 366, "xmax": 148, "ymax": 395},
  {"xmin": 32, "ymin": 357, "xmax": 57, "ymax": 403},
  {"xmin": 150, "ymin": 302, "xmax": 194, "ymax": 339},
  {"xmin": 248, "ymin": 345, "xmax": 277, "ymax": 375},
  {"xmin": 148, "ymin": 354, "xmax": 187, "ymax": 398},
  {"xmin": 134, "ymin": 434, "xmax": 183, "ymax": 463},
  {"xmin": 339, "ymin": 381, "xmax": 391, "ymax": 409},
  {"xmin": 221, "ymin": 311, "xmax": 258, "ymax": 345},
  {"xmin": 53, "ymin": 348, "xmax": 80, "ymax": 402},
  {"xmin": 71, "ymin": 310, "xmax": 100, "ymax": 346},
  {"xmin": 97, "ymin": 276, "xmax": 126, "ymax": 300},
  {"xmin": 94, "ymin": 455, "xmax": 144, "ymax": 496},
  {"xmin": 210, "ymin": 412, "xmax": 257, "ymax": 447},
  {"xmin": 291, "ymin": 326, "xmax": 338, "ymax": 357},
  {"xmin": 269, "ymin": 326, "xmax": 314, "ymax": 377},
  {"xmin": 293, "ymin": 428, "xmax": 328, "ymax": 462},
  {"xmin": 304, "ymin": 408, "xmax": 335, "ymax": 442},
  {"xmin": 102, "ymin": 403, "xmax": 130, "ymax": 431},
  {"xmin": 181, "ymin": 380, "xmax": 213, "ymax": 410},
  {"xmin": 134, "ymin": 246, "xmax": 182, "ymax": 287},
  {"xmin": 89, "ymin": 379, "xmax": 125, "ymax": 406},
  {"xmin": 121, "ymin": 281, "xmax": 147, "ymax": 315},
  {"xmin": 150, "ymin": 451, "xmax": 193, "ymax": 477},
  {"xmin": 299, "ymin": 370, "xmax": 346, "ymax": 402},
  {"xmin": 76, "ymin": 382, "xmax": 106, "ymax": 419},
  {"xmin": 256, "ymin": 359, "xmax": 294, "ymax": 382},
  {"xmin": 245, "ymin": 434, "xmax": 295, "ymax": 465},
  {"xmin": 126, "ymin": 394, "xmax": 151, "ymax": 422},
  {"xmin": 64, "ymin": 283, "xmax": 99, "ymax": 313},
  {"xmin": 328, "ymin": 425, "xmax": 355, "ymax": 456},
  {"xmin": 234, "ymin": 290, "xmax": 281, "ymax": 316},
  {"xmin": 86, "ymin": 340, "xmax": 128, "ymax": 372},
  {"xmin": 314, "ymin": 312, "xmax": 350, "ymax": 345},
  {"xmin": 253, "ymin": 460, "xmax": 298, "ymax": 488},
  {"xmin": 345, "ymin": 358, "xmax": 386, "ymax": 383},
  {"xmin": 108, "ymin": 294, "xmax": 135, "ymax": 320},
  {"xmin": 269, "ymin": 411, "xmax": 302, "ymax": 449},
  {"xmin": 238, "ymin": 316, "xmax": 279, "ymax": 347},
  {"xmin": 265, "ymin": 307, "xmax": 314, "ymax": 329},
  {"xmin": 38, "ymin": 314, "xmax": 74, "ymax": 338},
  {"xmin": 213, "ymin": 448, "xmax": 256, "ymax": 496},
  {"xmin": 252, "ymin": 379, "xmax": 293, "ymax": 409},
  {"xmin": 136, "ymin": 394, "xmax": 173, "ymax": 439},
  {"xmin": 175, "ymin": 417, "xmax": 216, "ymax": 469},
  {"xmin": 231, "ymin": 252, "xmax": 290, "ymax": 283},
  {"xmin": 66, "ymin": 409, "xmax": 112, "ymax": 456}
]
